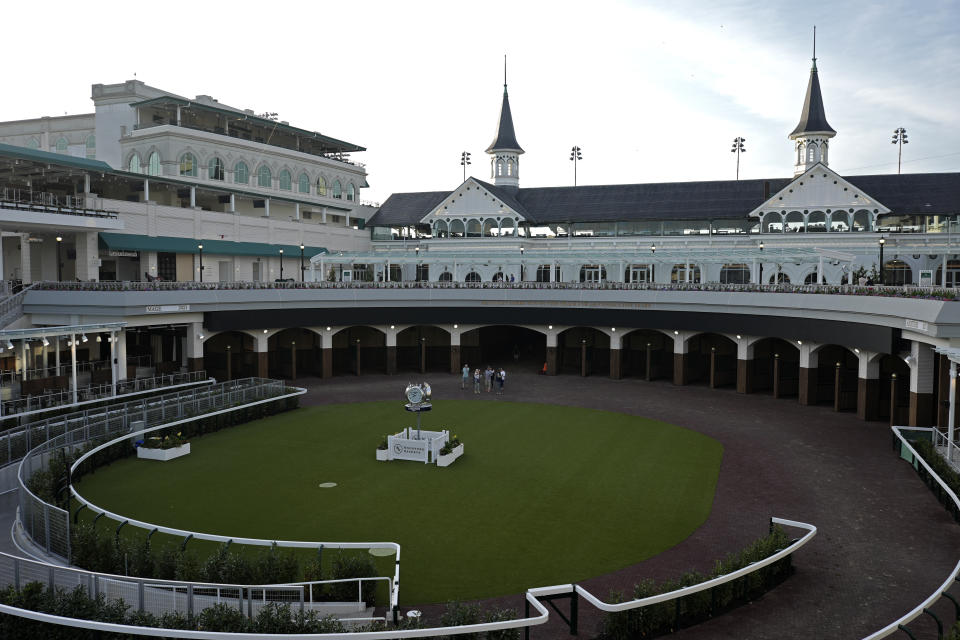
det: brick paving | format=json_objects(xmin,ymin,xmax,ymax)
[{"xmin": 298, "ymin": 369, "xmax": 960, "ymax": 640}]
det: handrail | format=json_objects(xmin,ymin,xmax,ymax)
[
  {"xmin": 0, "ymin": 283, "xmax": 36, "ymax": 328},
  {"xmin": 863, "ymin": 426, "xmax": 960, "ymax": 639}
]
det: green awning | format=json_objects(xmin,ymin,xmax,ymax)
[{"xmin": 99, "ymin": 233, "xmax": 327, "ymax": 258}]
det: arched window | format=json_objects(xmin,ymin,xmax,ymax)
[
  {"xmin": 258, "ymin": 165, "xmax": 272, "ymax": 188},
  {"xmin": 128, "ymin": 153, "xmax": 141, "ymax": 173},
  {"xmin": 25, "ymin": 137, "xmax": 39, "ymax": 149},
  {"xmin": 465, "ymin": 271, "xmax": 482, "ymax": 283},
  {"xmin": 234, "ymin": 161, "xmax": 249, "ymax": 184},
  {"xmin": 316, "ymin": 176, "xmax": 326, "ymax": 196},
  {"xmin": 147, "ymin": 152, "xmax": 162, "ymax": 176},
  {"xmin": 208, "ymin": 157, "xmax": 224, "ymax": 181},
  {"xmin": 179, "ymin": 153, "xmax": 197, "ymax": 177},
  {"xmin": 55, "ymin": 137, "xmax": 68, "ymax": 153},
  {"xmin": 438, "ymin": 271, "xmax": 453, "ymax": 282},
  {"xmin": 332, "ymin": 180, "xmax": 342, "ymax": 199},
  {"xmin": 720, "ymin": 264, "xmax": 750, "ymax": 284},
  {"xmin": 85, "ymin": 134, "xmax": 96, "ymax": 159},
  {"xmin": 346, "ymin": 183, "xmax": 355, "ymax": 201},
  {"xmin": 804, "ymin": 272, "xmax": 824, "ymax": 285},
  {"xmin": 433, "ymin": 220, "xmax": 448, "ymax": 238},
  {"xmin": 769, "ymin": 272, "xmax": 790, "ymax": 284},
  {"xmin": 466, "ymin": 219, "xmax": 482, "ymax": 237},
  {"xmin": 278, "ymin": 169, "xmax": 292, "ymax": 191},
  {"xmin": 449, "ymin": 220, "xmax": 465, "ymax": 238},
  {"xmin": 298, "ymin": 173, "xmax": 310, "ymax": 194},
  {"xmin": 536, "ymin": 265, "xmax": 552, "ymax": 282}
]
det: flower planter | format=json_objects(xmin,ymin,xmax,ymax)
[
  {"xmin": 137, "ymin": 443, "xmax": 190, "ymax": 461},
  {"xmin": 437, "ymin": 443, "xmax": 463, "ymax": 467},
  {"xmin": 376, "ymin": 448, "xmax": 390, "ymax": 461}
]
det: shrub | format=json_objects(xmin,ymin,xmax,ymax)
[
  {"xmin": 439, "ymin": 601, "xmax": 482, "ymax": 639},
  {"xmin": 330, "ymin": 552, "xmax": 378, "ymax": 604}
]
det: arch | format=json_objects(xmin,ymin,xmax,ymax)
[
  {"xmin": 807, "ymin": 211, "xmax": 827, "ymax": 233},
  {"xmin": 433, "ymin": 220, "xmax": 448, "ymax": 238},
  {"xmin": 761, "ymin": 211, "xmax": 783, "ymax": 233},
  {"xmin": 719, "ymin": 264, "xmax": 750, "ymax": 284},
  {"xmin": 396, "ymin": 325, "xmax": 452, "ymax": 373},
  {"xmin": 482, "ymin": 218, "xmax": 498, "ymax": 237},
  {"xmin": 85, "ymin": 134, "xmax": 96, "ymax": 159},
  {"xmin": 811, "ymin": 344, "xmax": 859, "ymax": 410},
  {"xmin": 438, "ymin": 271, "xmax": 453, "ymax": 282},
  {"xmin": 830, "ymin": 211, "xmax": 850, "ymax": 232},
  {"xmin": 883, "ymin": 259, "xmax": 912, "ymax": 285},
  {"xmin": 877, "ymin": 354, "xmax": 911, "ymax": 423},
  {"xmin": 936, "ymin": 260, "xmax": 960, "ymax": 287},
  {"xmin": 332, "ymin": 180, "xmax": 342, "ymax": 199},
  {"xmin": 769, "ymin": 271, "xmax": 790, "ymax": 284},
  {"xmin": 347, "ymin": 183, "xmax": 355, "ymax": 202},
  {"xmin": 127, "ymin": 152, "xmax": 141, "ymax": 174},
  {"xmin": 298, "ymin": 172, "xmax": 310, "ymax": 194},
  {"xmin": 621, "ymin": 329, "xmax": 674, "ymax": 381},
  {"xmin": 25, "ymin": 137, "xmax": 39, "ymax": 149},
  {"xmin": 749, "ymin": 338, "xmax": 800, "ymax": 397},
  {"xmin": 55, "ymin": 137, "xmax": 68, "ymax": 153},
  {"xmin": 448, "ymin": 220, "xmax": 465, "ymax": 238},
  {"xmin": 557, "ymin": 327, "xmax": 611, "ymax": 376},
  {"xmin": 202, "ymin": 331, "xmax": 256, "ymax": 381},
  {"xmin": 207, "ymin": 156, "xmax": 225, "ymax": 181},
  {"xmin": 491, "ymin": 271, "xmax": 505, "ymax": 282},
  {"xmin": 316, "ymin": 176, "xmax": 327, "ymax": 196},
  {"xmin": 278, "ymin": 169, "xmax": 292, "ymax": 191},
  {"xmin": 851, "ymin": 210, "xmax": 872, "ymax": 232},
  {"xmin": 147, "ymin": 151, "xmax": 162, "ymax": 176},
  {"xmin": 466, "ymin": 219, "xmax": 482, "ymax": 237},
  {"xmin": 459, "ymin": 325, "xmax": 546, "ymax": 373},
  {"xmin": 501, "ymin": 219, "xmax": 517, "ymax": 236},
  {"xmin": 536, "ymin": 264, "xmax": 552, "ymax": 283},
  {"xmin": 234, "ymin": 161, "xmax": 249, "ymax": 184},
  {"xmin": 464, "ymin": 271, "xmax": 482, "ymax": 283},
  {"xmin": 257, "ymin": 165, "xmax": 273, "ymax": 188},
  {"xmin": 331, "ymin": 326, "xmax": 387, "ymax": 376},
  {"xmin": 267, "ymin": 328, "xmax": 321, "ymax": 380},
  {"xmin": 685, "ymin": 333, "xmax": 738, "ymax": 387},
  {"xmin": 804, "ymin": 271, "xmax": 824, "ymax": 285},
  {"xmin": 179, "ymin": 152, "xmax": 198, "ymax": 177},
  {"xmin": 784, "ymin": 211, "xmax": 805, "ymax": 233}
]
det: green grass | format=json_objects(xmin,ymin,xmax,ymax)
[{"xmin": 76, "ymin": 400, "xmax": 723, "ymax": 604}]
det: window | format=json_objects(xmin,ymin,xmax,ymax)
[
  {"xmin": 55, "ymin": 137, "xmax": 68, "ymax": 153},
  {"xmin": 438, "ymin": 271, "xmax": 453, "ymax": 282},
  {"xmin": 536, "ymin": 265, "xmax": 552, "ymax": 283},
  {"xmin": 279, "ymin": 169, "xmax": 292, "ymax": 191},
  {"xmin": 579, "ymin": 265, "xmax": 607, "ymax": 283},
  {"xmin": 332, "ymin": 180, "xmax": 342, "ymax": 199},
  {"xmin": 208, "ymin": 157, "xmax": 225, "ymax": 181},
  {"xmin": 157, "ymin": 252, "xmax": 177, "ymax": 281},
  {"xmin": 25, "ymin": 137, "xmax": 39, "ymax": 149},
  {"xmin": 316, "ymin": 176, "xmax": 326, "ymax": 196},
  {"xmin": 465, "ymin": 271, "xmax": 481, "ymax": 283},
  {"xmin": 804, "ymin": 272, "xmax": 824, "ymax": 285},
  {"xmin": 85, "ymin": 135, "xmax": 96, "ymax": 159},
  {"xmin": 346, "ymin": 183, "xmax": 355, "ymax": 201},
  {"xmin": 298, "ymin": 173, "xmax": 310, "ymax": 194},
  {"xmin": 147, "ymin": 152, "xmax": 162, "ymax": 176},
  {"xmin": 258, "ymin": 165, "xmax": 272, "ymax": 188},
  {"xmin": 180, "ymin": 153, "xmax": 197, "ymax": 177},
  {"xmin": 416, "ymin": 264, "xmax": 429, "ymax": 282},
  {"xmin": 671, "ymin": 264, "xmax": 701, "ymax": 284},
  {"xmin": 234, "ymin": 161, "xmax": 249, "ymax": 184},
  {"xmin": 720, "ymin": 264, "xmax": 750, "ymax": 284},
  {"xmin": 128, "ymin": 154, "xmax": 141, "ymax": 173}
]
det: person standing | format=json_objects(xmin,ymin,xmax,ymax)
[
  {"xmin": 461, "ymin": 364, "xmax": 469, "ymax": 390},
  {"xmin": 474, "ymin": 368, "xmax": 481, "ymax": 394},
  {"xmin": 484, "ymin": 365, "xmax": 494, "ymax": 392},
  {"xmin": 498, "ymin": 367, "xmax": 506, "ymax": 394}
]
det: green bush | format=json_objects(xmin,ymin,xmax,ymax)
[
  {"xmin": 330, "ymin": 552, "xmax": 378, "ymax": 604},
  {"xmin": 439, "ymin": 601, "xmax": 482, "ymax": 639}
]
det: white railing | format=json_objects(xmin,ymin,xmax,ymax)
[
  {"xmin": 864, "ymin": 426, "xmax": 960, "ymax": 639},
  {"xmin": 0, "ymin": 283, "xmax": 35, "ymax": 328}
]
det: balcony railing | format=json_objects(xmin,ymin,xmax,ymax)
[{"xmin": 0, "ymin": 188, "xmax": 118, "ymax": 220}]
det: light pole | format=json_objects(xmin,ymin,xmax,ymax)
[
  {"xmin": 891, "ymin": 127, "xmax": 908, "ymax": 174},
  {"xmin": 197, "ymin": 244, "xmax": 203, "ymax": 282},
  {"xmin": 55, "ymin": 236, "xmax": 63, "ymax": 281},
  {"xmin": 570, "ymin": 146, "xmax": 582, "ymax": 186},
  {"xmin": 460, "ymin": 151, "xmax": 471, "ymax": 182},
  {"xmin": 300, "ymin": 244, "xmax": 305, "ymax": 281},
  {"xmin": 279, "ymin": 248, "xmax": 284, "ymax": 281},
  {"xmin": 519, "ymin": 246, "xmax": 524, "ymax": 282},
  {"xmin": 878, "ymin": 237, "xmax": 885, "ymax": 285},
  {"xmin": 731, "ymin": 137, "xmax": 746, "ymax": 180}
]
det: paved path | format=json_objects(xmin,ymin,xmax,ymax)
[{"xmin": 297, "ymin": 370, "xmax": 960, "ymax": 640}]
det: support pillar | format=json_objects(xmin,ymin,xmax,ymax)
[
  {"xmin": 857, "ymin": 351, "xmax": 880, "ymax": 421},
  {"xmin": 449, "ymin": 328, "xmax": 461, "ymax": 375},
  {"xmin": 19, "ymin": 233, "xmax": 31, "ymax": 285},
  {"xmin": 672, "ymin": 332, "xmax": 688, "ymax": 386},
  {"xmin": 255, "ymin": 332, "xmax": 269, "ymax": 378},
  {"xmin": 75, "ymin": 231, "xmax": 99, "ymax": 281},
  {"xmin": 773, "ymin": 354, "xmax": 782, "ymax": 398},
  {"xmin": 890, "ymin": 374, "xmax": 899, "ymax": 426},
  {"xmin": 546, "ymin": 332, "xmax": 557, "ymax": 376},
  {"xmin": 938, "ymin": 354, "xmax": 950, "ymax": 432},
  {"xmin": 290, "ymin": 342, "xmax": 296, "ymax": 383},
  {"xmin": 117, "ymin": 332, "xmax": 128, "ymax": 381},
  {"xmin": 798, "ymin": 343, "xmax": 818, "ymax": 405},
  {"xmin": 319, "ymin": 329, "xmax": 333, "ymax": 379},
  {"xmin": 709, "ymin": 347, "xmax": 718, "ymax": 389},
  {"xmin": 419, "ymin": 338, "xmax": 426, "ymax": 374},
  {"xmin": 948, "ymin": 363, "xmax": 957, "ymax": 464},
  {"xmin": 186, "ymin": 323, "xmax": 203, "ymax": 373},
  {"xmin": 609, "ymin": 333, "xmax": 622, "ymax": 380},
  {"xmin": 109, "ymin": 331, "xmax": 116, "ymax": 396},
  {"xmin": 644, "ymin": 342, "xmax": 652, "ymax": 381},
  {"xmin": 909, "ymin": 341, "xmax": 936, "ymax": 427},
  {"xmin": 580, "ymin": 339, "xmax": 588, "ymax": 377},
  {"xmin": 70, "ymin": 334, "xmax": 78, "ymax": 405},
  {"xmin": 736, "ymin": 339, "xmax": 754, "ymax": 394},
  {"xmin": 385, "ymin": 329, "xmax": 397, "ymax": 375}
]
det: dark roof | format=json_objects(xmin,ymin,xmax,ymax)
[
  {"xmin": 790, "ymin": 61, "xmax": 835, "ymax": 137},
  {"xmin": 485, "ymin": 87, "xmax": 524, "ymax": 154},
  {"xmin": 366, "ymin": 172, "xmax": 960, "ymax": 226},
  {"xmin": 0, "ymin": 142, "xmax": 114, "ymax": 173}
]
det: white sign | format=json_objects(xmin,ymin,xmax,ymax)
[
  {"xmin": 905, "ymin": 319, "xmax": 929, "ymax": 332},
  {"xmin": 108, "ymin": 250, "xmax": 139, "ymax": 257},
  {"xmin": 390, "ymin": 437, "xmax": 428, "ymax": 462},
  {"xmin": 918, "ymin": 270, "xmax": 934, "ymax": 286},
  {"xmin": 145, "ymin": 305, "xmax": 191, "ymax": 313}
]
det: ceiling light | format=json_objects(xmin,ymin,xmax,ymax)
[
  {"xmin": 6, "ymin": 341, "xmax": 13, "ymax": 350},
  {"xmin": 82, "ymin": 334, "xmax": 88, "ymax": 343},
  {"xmin": 263, "ymin": 329, "xmax": 268, "ymax": 334},
  {"xmin": 548, "ymin": 325, "xmax": 553, "ymax": 330},
  {"xmin": 796, "ymin": 340, "xmax": 802, "ymax": 345},
  {"xmin": 96, "ymin": 335, "xmax": 101, "ymax": 343},
  {"xmin": 199, "ymin": 334, "xmax": 204, "ymax": 341},
  {"xmin": 42, "ymin": 337, "xmax": 49, "ymax": 346},
  {"xmin": 736, "ymin": 334, "xmax": 742, "ymax": 340},
  {"xmin": 326, "ymin": 326, "xmax": 331, "ymax": 331},
  {"xmin": 453, "ymin": 324, "xmax": 458, "ymax": 329},
  {"xmin": 673, "ymin": 330, "xmax": 679, "ymax": 335}
]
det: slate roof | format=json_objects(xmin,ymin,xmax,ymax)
[
  {"xmin": 485, "ymin": 87, "xmax": 524, "ymax": 154},
  {"xmin": 790, "ymin": 61, "xmax": 835, "ymax": 137},
  {"xmin": 366, "ymin": 172, "xmax": 960, "ymax": 227}
]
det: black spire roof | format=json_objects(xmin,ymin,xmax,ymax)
[
  {"xmin": 486, "ymin": 85, "xmax": 524, "ymax": 154},
  {"xmin": 790, "ymin": 58, "xmax": 835, "ymax": 138}
]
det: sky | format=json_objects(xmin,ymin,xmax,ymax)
[{"xmin": 3, "ymin": 0, "xmax": 958, "ymax": 205}]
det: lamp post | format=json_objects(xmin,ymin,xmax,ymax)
[
  {"xmin": 878, "ymin": 237, "xmax": 885, "ymax": 285},
  {"xmin": 891, "ymin": 127, "xmax": 908, "ymax": 175},
  {"xmin": 299, "ymin": 244, "xmax": 305, "ymax": 281},
  {"xmin": 570, "ymin": 146, "xmax": 583, "ymax": 186},
  {"xmin": 519, "ymin": 246, "xmax": 524, "ymax": 282},
  {"xmin": 197, "ymin": 244, "xmax": 203, "ymax": 282},
  {"xmin": 731, "ymin": 137, "xmax": 746, "ymax": 180},
  {"xmin": 279, "ymin": 248, "xmax": 284, "ymax": 281},
  {"xmin": 55, "ymin": 236, "xmax": 63, "ymax": 281},
  {"xmin": 460, "ymin": 151, "xmax": 471, "ymax": 182}
]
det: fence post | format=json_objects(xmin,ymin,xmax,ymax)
[
  {"xmin": 138, "ymin": 579, "xmax": 145, "ymax": 612},
  {"xmin": 44, "ymin": 503, "xmax": 51, "ymax": 553},
  {"xmin": 188, "ymin": 583, "xmax": 194, "ymax": 616}
]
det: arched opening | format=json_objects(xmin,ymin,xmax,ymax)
[
  {"xmin": 438, "ymin": 271, "xmax": 453, "ymax": 282},
  {"xmin": 434, "ymin": 220, "xmax": 448, "ymax": 238},
  {"xmin": 719, "ymin": 264, "xmax": 750, "ymax": 284},
  {"xmin": 466, "ymin": 220, "xmax": 482, "ymax": 237},
  {"xmin": 449, "ymin": 220, "xmax": 465, "ymax": 238},
  {"xmin": 749, "ymin": 338, "xmax": 800, "ymax": 397},
  {"xmin": 686, "ymin": 333, "xmax": 737, "ymax": 388},
  {"xmin": 500, "ymin": 219, "xmax": 516, "ymax": 237},
  {"xmin": 396, "ymin": 326, "xmax": 451, "ymax": 373},
  {"xmin": 482, "ymin": 219, "xmax": 498, "ymax": 237},
  {"xmin": 830, "ymin": 211, "xmax": 849, "ymax": 232},
  {"xmin": 267, "ymin": 328, "xmax": 321, "ymax": 381},
  {"xmin": 671, "ymin": 264, "xmax": 701, "ymax": 284},
  {"xmin": 622, "ymin": 330, "xmax": 673, "ymax": 381},
  {"xmin": 877, "ymin": 355, "xmax": 911, "ymax": 424},
  {"xmin": 203, "ymin": 332, "xmax": 256, "ymax": 381},
  {"xmin": 332, "ymin": 327, "xmax": 386, "ymax": 376},
  {"xmin": 579, "ymin": 265, "xmax": 607, "ymax": 283},
  {"xmin": 761, "ymin": 212, "xmax": 783, "ymax": 233},
  {"xmin": 851, "ymin": 210, "xmax": 872, "ymax": 232},
  {"xmin": 536, "ymin": 265, "xmax": 552, "ymax": 283},
  {"xmin": 784, "ymin": 211, "xmax": 805, "ymax": 233},
  {"xmin": 804, "ymin": 272, "xmax": 824, "ymax": 285},
  {"xmin": 491, "ymin": 271, "xmax": 505, "ymax": 282},
  {"xmin": 459, "ymin": 326, "xmax": 545, "ymax": 373},
  {"xmin": 557, "ymin": 327, "xmax": 610, "ymax": 376},
  {"xmin": 883, "ymin": 260, "xmax": 913, "ymax": 285},
  {"xmin": 625, "ymin": 264, "xmax": 653, "ymax": 283},
  {"xmin": 769, "ymin": 271, "xmax": 790, "ymax": 284},
  {"xmin": 464, "ymin": 271, "xmax": 481, "ymax": 283},
  {"xmin": 814, "ymin": 345, "xmax": 858, "ymax": 410},
  {"xmin": 807, "ymin": 211, "xmax": 827, "ymax": 233}
]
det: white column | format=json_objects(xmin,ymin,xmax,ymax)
[
  {"xmin": 20, "ymin": 340, "xmax": 27, "ymax": 381},
  {"xmin": 75, "ymin": 231, "xmax": 99, "ymax": 281},
  {"xmin": 110, "ymin": 331, "xmax": 117, "ymax": 395},
  {"xmin": 949, "ymin": 362, "xmax": 957, "ymax": 462},
  {"xmin": 84, "ymin": 173, "xmax": 91, "ymax": 194},
  {"xmin": 144, "ymin": 179, "xmax": 150, "ymax": 202},
  {"xmin": 55, "ymin": 337, "xmax": 60, "ymax": 376},
  {"xmin": 229, "ymin": 193, "xmax": 236, "ymax": 213},
  {"xmin": 910, "ymin": 342, "xmax": 935, "ymax": 396},
  {"xmin": 799, "ymin": 342, "xmax": 819, "ymax": 369},
  {"xmin": 19, "ymin": 233, "xmax": 31, "ymax": 285},
  {"xmin": 321, "ymin": 207, "xmax": 327, "ymax": 224},
  {"xmin": 190, "ymin": 186, "xmax": 196, "ymax": 208},
  {"xmin": 70, "ymin": 333, "xmax": 78, "ymax": 405},
  {"xmin": 295, "ymin": 203, "xmax": 300, "ymax": 220},
  {"xmin": 817, "ymin": 257, "xmax": 823, "ymax": 285},
  {"xmin": 264, "ymin": 198, "xmax": 270, "ymax": 217},
  {"xmin": 944, "ymin": 253, "xmax": 949, "ymax": 287},
  {"xmin": 117, "ymin": 332, "xmax": 128, "ymax": 381}
]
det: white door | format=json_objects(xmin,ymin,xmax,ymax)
[
  {"xmin": 218, "ymin": 261, "xmax": 233, "ymax": 283},
  {"xmin": 252, "ymin": 261, "xmax": 261, "ymax": 282}
]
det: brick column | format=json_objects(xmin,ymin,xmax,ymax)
[
  {"xmin": 909, "ymin": 341, "xmax": 936, "ymax": 427},
  {"xmin": 672, "ymin": 332, "xmax": 688, "ymax": 386},
  {"xmin": 546, "ymin": 331, "xmax": 558, "ymax": 376},
  {"xmin": 385, "ymin": 328, "xmax": 397, "ymax": 375},
  {"xmin": 798, "ymin": 343, "xmax": 818, "ymax": 405},
  {"xmin": 736, "ymin": 338, "xmax": 754, "ymax": 394},
  {"xmin": 857, "ymin": 350, "xmax": 880, "ymax": 421},
  {"xmin": 449, "ymin": 326, "xmax": 461, "ymax": 374},
  {"xmin": 609, "ymin": 331, "xmax": 622, "ymax": 380},
  {"xmin": 255, "ymin": 331, "xmax": 269, "ymax": 378}
]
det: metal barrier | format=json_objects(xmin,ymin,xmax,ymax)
[
  {"xmin": 0, "ymin": 283, "xmax": 35, "ymax": 329},
  {"xmin": 16, "ymin": 378, "xmax": 294, "ymax": 561}
]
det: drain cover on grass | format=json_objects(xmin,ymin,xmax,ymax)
[{"xmin": 318, "ymin": 482, "xmax": 337, "ymax": 488}]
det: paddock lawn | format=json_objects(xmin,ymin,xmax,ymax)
[{"xmin": 76, "ymin": 400, "xmax": 723, "ymax": 603}]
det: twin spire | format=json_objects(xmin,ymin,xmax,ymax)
[
  {"xmin": 486, "ymin": 55, "xmax": 524, "ymax": 154},
  {"xmin": 790, "ymin": 25, "xmax": 835, "ymax": 138}
]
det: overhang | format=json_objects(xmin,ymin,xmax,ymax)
[{"xmin": 98, "ymin": 233, "xmax": 327, "ymax": 257}]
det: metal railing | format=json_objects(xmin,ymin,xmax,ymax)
[
  {"xmin": 0, "ymin": 283, "xmax": 35, "ymax": 328},
  {"xmin": 0, "ymin": 187, "xmax": 118, "ymax": 219},
  {"xmin": 0, "ymin": 370, "xmax": 211, "ymax": 420}
]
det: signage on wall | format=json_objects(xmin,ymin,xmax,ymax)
[
  {"xmin": 108, "ymin": 250, "xmax": 139, "ymax": 258},
  {"xmin": 145, "ymin": 305, "xmax": 191, "ymax": 313}
]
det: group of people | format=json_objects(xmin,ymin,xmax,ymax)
[{"xmin": 461, "ymin": 364, "xmax": 507, "ymax": 395}]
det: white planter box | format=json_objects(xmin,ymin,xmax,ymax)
[
  {"xmin": 137, "ymin": 443, "xmax": 190, "ymax": 461},
  {"xmin": 437, "ymin": 443, "xmax": 463, "ymax": 467},
  {"xmin": 376, "ymin": 448, "xmax": 390, "ymax": 461}
]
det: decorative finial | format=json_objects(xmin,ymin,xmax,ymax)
[
  {"xmin": 812, "ymin": 25, "xmax": 817, "ymax": 70},
  {"xmin": 504, "ymin": 54, "xmax": 508, "ymax": 94}
]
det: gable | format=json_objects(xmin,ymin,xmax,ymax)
[
  {"xmin": 419, "ymin": 178, "xmax": 527, "ymax": 224},
  {"xmin": 748, "ymin": 164, "xmax": 890, "ymax": 218}
]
